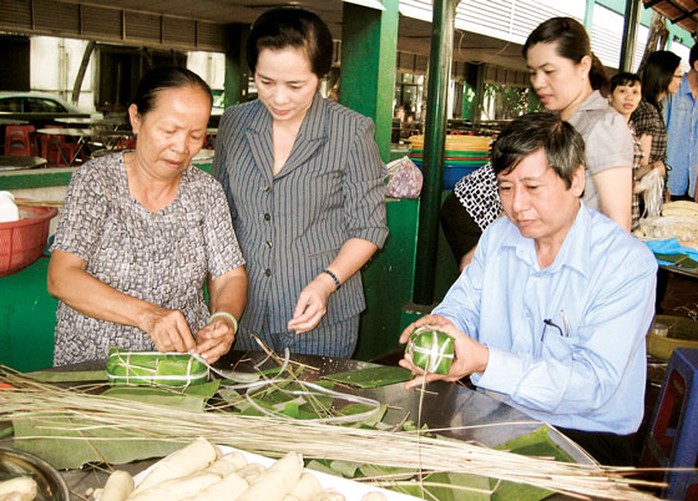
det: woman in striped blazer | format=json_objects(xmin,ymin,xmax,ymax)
[{"xmin": 213, "ymin": 7, "xmax": 388, "ymax": 358}]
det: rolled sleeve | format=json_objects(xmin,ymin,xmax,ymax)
[{"xmin": 343, "ymin": 118, "xmax": 389, "ymax": 248}]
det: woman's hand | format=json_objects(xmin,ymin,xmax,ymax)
[
  {"xmin": 398, "ymin": 314, "xmax": 489, "ymax": 389},
  {"xmin": 287, "ymin": 273, "xmax": 336, "ymax": 334},
  {"xmin": 195, "ymin": 316, "xmax": 236, "ymax": 363},
  {"xmin": 141, "ymin": 306, "xmax": 197, "ymax": 354}
]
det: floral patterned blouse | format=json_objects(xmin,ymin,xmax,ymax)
[{"xmin": 51, "ymin": 152, "xmax": 244, "ymax": 366}]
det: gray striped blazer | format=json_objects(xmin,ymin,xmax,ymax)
[{"xmin": 213, "ymin": 93, "xmax": 388, "ymax": 335}]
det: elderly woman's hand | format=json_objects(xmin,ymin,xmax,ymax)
[
  {"xmin": 195, "ymin": 317, "xmax": 236, "ymax": 363},
  {"xmin": 142, "ymin": 306, "xmax": 197, "ymax": 354}
]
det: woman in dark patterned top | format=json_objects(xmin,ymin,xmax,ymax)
[
  {"xmin": 631, "ymin": 51, "xmax": 682, "ymax": 186},
  {"xmin": 214, "ymin": 8, "xmax": 388, "ymax": 358},
  {"xmin": 48, "ymin": 67, "xmax": 248, "ymax": 366},
  {"xmin": 608, "ymin": 72, "xmax": 644, "ymax": 229}
]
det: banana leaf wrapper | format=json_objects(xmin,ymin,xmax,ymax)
[
  {"xmin": 105, "ymin": 348, "xmax": 209, "ymax": 387},
  {"xmin": 405, "ymin": 327, "xmax": 454, "ymax": 375}
]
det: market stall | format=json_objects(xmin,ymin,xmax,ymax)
[{"xmin": 0, "ymin": 349, "xmax": 663, "ymax": 500}]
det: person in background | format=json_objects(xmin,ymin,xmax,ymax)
[
  {"xmin": 631, "ymin": 50, "xmax": 682, "ymax": 196},
  {"xmin": 439, "ymin": 164, "xmax": 501, "ymax": 270},
  {"xmin": 48, "ymin": 66, "xmax": 248, "ymax": 366},
  {"xmin": 608, "ymin": 72, "xmax": 644, "ymax": 229},
  {"xmin": 399, "ymin": 113, "xmax": 657, "ymax": 466},
  {"xmin": 213, "ymin": 7, "xmax": 388, "ymax": 358},
  {"xmin": 524, "ymin": 17, "xmax": 635, "ymax": 231},
  {"xmin": 664, "ymin": 43, "xmax": 698, "ymax": 201}
]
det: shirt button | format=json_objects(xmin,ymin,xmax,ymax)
[
  {"xmin": 264, "ymin": 184, "xmax": 271, "ymax": 192},
  {"xmin": 266, "ymin": 240, "xmax": 273, "ymax": 248},
  {"xmin": 264, "ymin": 213, "xmax": 271, "ymax": 221},
  {"xmin": 265, "ymin": 268, "xmax": 272, "ymax": 277}
]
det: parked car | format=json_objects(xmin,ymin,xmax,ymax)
[{"xmin": 0, "ymin": 91, "xmax": 103, "ymax": 154}]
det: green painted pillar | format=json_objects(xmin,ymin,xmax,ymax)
[
  {"xmin": 619, "ymin": 0, "xmax": 640, "ymax": 71},
  {"xmin": 339, "ymin": 0, "xmax": 399, "ymax": 162},
  {"xmin": 583, "ymin": 0, "xmax": 595, "ymax": 29},
  {"xmin": 224, "ymin": 24, "xmax": 250, "ymax": 107},
  {"xmin": 412, "ymin": 0, "xmax": 458, "ymax": 306}
]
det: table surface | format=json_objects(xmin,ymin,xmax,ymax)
[
  {"xmin": 660, "ymin": 263, "xmax": 698, "ymax": 279},
  {"xmin": 36, "ymin": 127, "xmax": 97, "ymax": 137},
  {"xmin": 0, "ymin": 118, "xmax": 30, "ymax": 126},
  {"xmin": 2, "ymin": 351, "xmax": 593, "ymax": 499},
  {"xmin": 0, "ymin": 155, "xmax": 47, "ymax": 171}
]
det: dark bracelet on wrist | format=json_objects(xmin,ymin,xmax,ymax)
[{"xmin": 322, "ymin": 269, "xmax": 341, "ymax": 291}]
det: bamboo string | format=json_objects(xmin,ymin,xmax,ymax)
[{"xmin": 0, "ymin": 367, "xmax": 664, "ymax": 500}]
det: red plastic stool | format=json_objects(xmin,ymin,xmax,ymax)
[
  {"xmin": 4, "ymin": 125, "xmax": 38, "ymax": 156},
  {"xmin": 642, "ymin": 347, "xmax": 698, "ymax": 500}
]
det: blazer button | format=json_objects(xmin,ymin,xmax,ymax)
[
  {"xmin": 264, "ymin": 213, "xmax": 271, "ymax": 221},
  {"xmin": 265, "ymin": 268, "xmax": 272, "ymax": 277},
  {"xmin": 266, "ymin": 240, "xmax": 273, "ymax": 248},
  {"xmin": 264, "ymin": 184, "xmax": 271, "ymax": 192}
]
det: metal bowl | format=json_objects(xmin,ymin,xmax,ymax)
[{"xmin": 0, "ymin": 447, "xmax": 70, "ymax": 500}]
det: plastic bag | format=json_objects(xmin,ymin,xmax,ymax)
[{"xmin": 385, "ymin": 156, "xmax": 423, "ymax": 199}]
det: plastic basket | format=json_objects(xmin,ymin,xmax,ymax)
[
  {"xmin": 410, "ymin": 159, "xmax": 486, "ymax": 190},
  {"xmin": 0, "ymin": 206, "xmax": 58, "ymax": 277}
]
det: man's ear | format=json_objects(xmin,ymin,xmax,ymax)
[{"xmin": 571, "ymin": 164, "xmax": 585, "ymax": 197}]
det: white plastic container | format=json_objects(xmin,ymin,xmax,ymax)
[{"xmin": 0, "ymin": 191, "xmax": 19, "ymax": 223}]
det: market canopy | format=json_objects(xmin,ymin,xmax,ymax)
[{"xmin": 644, "ymin": 0, "xmax": 698, "ymax": 34}]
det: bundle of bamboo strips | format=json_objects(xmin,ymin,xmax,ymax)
[{"xmin": 0, "ymin": 369, "xmax": 662, "ymax": 500}]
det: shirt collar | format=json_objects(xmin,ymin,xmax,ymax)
[
  {"xmin": 505, "ymin": 202, "xmax": 590, "ymax": 276},
  {"xmin": 248, "ymin": 92, "xmax": 326, "ymax": 141}
]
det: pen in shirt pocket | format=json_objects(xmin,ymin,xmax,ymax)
[{"xmin": 542, "ymin": 309, "xmax": 570, "ymax": 339}]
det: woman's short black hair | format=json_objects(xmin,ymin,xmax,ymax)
[
  {"xmin": 130, "ymin": 66, "xmax": 212, "ymax": 116},
  {"xmin": 491, "ymin": 112, "xmax": 585, "ymax": 189},
  {"xmin": 610, "ymin": 72, "xmax": 641, "ymax": 93},
  {"xmin": 246, "ymin": 7, "xmax": 333, "ymax": 78}
]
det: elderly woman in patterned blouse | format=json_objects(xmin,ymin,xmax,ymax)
[{"xmin": 48, "ymin": 66, "xmax": 248, "ymax": 366}]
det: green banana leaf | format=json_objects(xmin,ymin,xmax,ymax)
[
  {"xmin": 321, "ymin": 366, "xmax": 413, "ymax": 388},
  {"xmin": 11, "ymin": 381, "xmax": 220, "ymax": 469}
]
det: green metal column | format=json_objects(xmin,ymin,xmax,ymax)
[
  {"xmin": 583, "ymin": 0, "xmax": 595, "ymax": 29},
  {"xmin": 339, "ymin": 0, "xmax": 399, "ymax": 162},
  {"xmin": 412, "ymin": 0, "xmax": 458, "ymax": 306},
  {"xmin": 223, "ymin": 24, "xmax": 250, "ymax": 107},
  {"xmin": 619, "ymin": 0, "xmax": 641, "ymax": 71}
]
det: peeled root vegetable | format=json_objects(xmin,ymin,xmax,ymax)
[
  {"xmin": 237, "ymin": 452, "xmax": 304, "ymax": 501},
  {"xmin": 126, "ymin": 471, "xmax": 222, "ymax": 501},
  {"xmin": 282, "ymin": 472, "xmax": 324, "ymax": 500},
  {"xmin": 0, "ymin": 477, "xmax": 38, "ymax": 501},
  {"xmin": 98, "ymin": 470, "xmax": 134, "ymax": 501},
  {"xmin": 132, "ymin": 437, "xmax": 218, "ymax": 493},
  {"xmin": 181, "ymin": 472, "xmax": 249, "ymax": 501},
  {"xmin": 204, "ymin": 452, "xmax": 247, "ymax": 477}
]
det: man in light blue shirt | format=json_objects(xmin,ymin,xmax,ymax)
[
  {"xmin": 400, "ymin": 113, "xmax": 657, "ymax": 466},
  {"xmin": 665, "ymin": 44, "xmax": 698, "ymax": 199}
]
